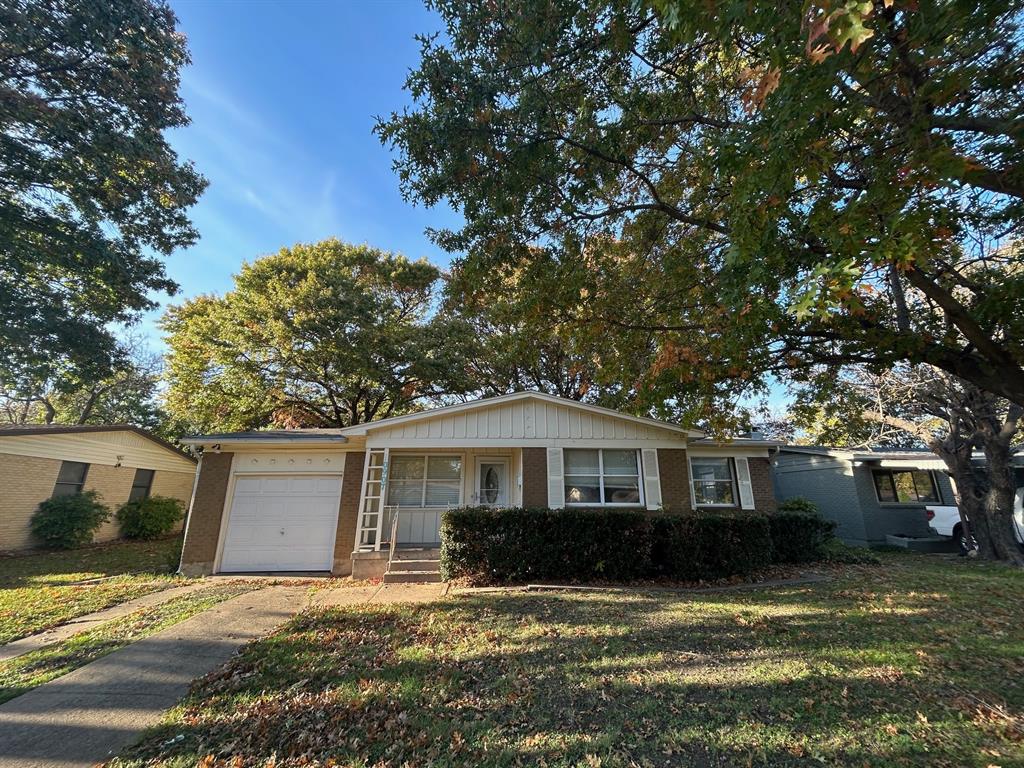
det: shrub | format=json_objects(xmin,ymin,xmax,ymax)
[
  {"xmin": 778, "ymin": 496, "xmax": 820, "ymax": 515},
  {"xmin": 652, "ymin": 512, "xmax": 774, "ymax": 580},
  {"xmin": 31, "ymin": 491, "xmax": 111, "ymax": 549},
  {"xmin": 441, "ymin": 507, "xmax": 653, "ymax": 583},
  {"xmin": 116, "ymin": 495, "xmax": 184, "ymax": 540},
  {"xmin": 768, "ymin": 512, "xmax": 837, "ymax": 564},
  {"xmin": 820, "ymin": 538, "xmax": 881, "ymax": 564},
  {"xmin": 441, "ymin": 507, "xmax": 782, "ymax": 584}
]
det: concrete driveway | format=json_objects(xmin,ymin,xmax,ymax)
[
  {"xmin": 0, "ymin": 580, "xmax": 447, "ymax": 768},
  {"xmin": 0, "ymin": 585, "xmax": 308, "ymax": 768}
]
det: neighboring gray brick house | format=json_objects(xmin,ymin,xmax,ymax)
[{"xmin": 773, "ymin": 447, "xmax": 957, "ymax": 547}]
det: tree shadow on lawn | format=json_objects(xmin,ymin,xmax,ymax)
[{"xmin": 112, "ymin": 579, "xmax": 1024, "ymax": 768}]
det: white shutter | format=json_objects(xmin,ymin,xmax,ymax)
[
  {"xmin": 735, "ymin": 457, "xmax": 755, "ymax": 510},
  {"xmin": 546, "ymin": 448, "xmax": 564, "ymax": 509},
  {"xmin": 641, "ymin": 448, "xmax": 662, "ymax": 510}
]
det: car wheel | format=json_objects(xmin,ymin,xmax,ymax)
[{"xmin": 953, "ymin": 523, "xmax": 968, "ymax": 556}]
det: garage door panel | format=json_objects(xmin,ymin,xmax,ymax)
[{"xmin": 220, "ymin": 473, "xmax": 342, "ymax": 572}]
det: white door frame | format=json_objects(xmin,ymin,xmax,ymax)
[{"xmin": 475, "ymin": 456, "xmax": 511, "ymax": 507}]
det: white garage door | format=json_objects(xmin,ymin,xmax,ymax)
[{"xmin": 220, "ymin": 474, "xmax": 342, "ymax": 572}]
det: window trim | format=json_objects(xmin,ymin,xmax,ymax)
[
  {"xmin": 129, "ymin": 468, "xmax": 155, "ymax": 502},
  {"xmin": 385, "ymin": 453, "xmax": 464, "ymax": 508},
  {"xmin": 688, "ymin": 456, "xmax": 739, "ymax": 508},
  {"xmin": 871, "ymin": 468, "xmax": 942, "ymax": 505},
  {"xmin": 52, "ymin": 460, "xmax": 90, "ymax": 498},
  {"xmin": 563, "ymin": 448, "xmax": 644, "ymax": 507}
]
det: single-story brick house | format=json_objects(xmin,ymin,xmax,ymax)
[
  {"xmin": 773, "ymin": 446, "xmax": 958, "ymax": 547},
  {"xmin": 0, "ymin": 424, "xmax": 198, "ymax": 551},
  {"xmin": 178, "ymin": 392, "xmax": 779, "ymax": 578}
]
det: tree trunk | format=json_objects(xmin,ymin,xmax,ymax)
[
  {"xmin": 934, "ymin": 441, "xmax": 987, "ymax": 556},
  {"xmin": 979, "ymin": 440, "xmax": 1024, "ymax": 566}
]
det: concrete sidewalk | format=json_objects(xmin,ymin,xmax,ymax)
[
  {"xmin": 0, "ymin": 581, "xmax": 210, "ymax": 663},
  {"xmin": 0, "ymin": 584, "xmax": 309, "ymax": 768}
]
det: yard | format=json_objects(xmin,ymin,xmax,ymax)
[
  {"xmin": 110, "ymin": 553, "xmax": 1024, "ymax": 768},
  {"xmin": 0, "ymin": 535, "xmax": 184, "ymax": 644}
]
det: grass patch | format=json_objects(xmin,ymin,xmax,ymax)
[
  {"xmin": 109, "ymin": 553, "xmax": 1024, "ymax": 767},
  {"xmin": 0, "ymin": 581, "xmax": 256, "ymax": 704},
  {"xmin": 0, "ymin": 536, "xmax": 185, "ymax": 644}
]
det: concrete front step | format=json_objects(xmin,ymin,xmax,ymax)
[
  {"xmin": 383, "ymin": 570, "xmax": 443, "ymax": 584},
  {"xmin": 390, "ymin": 559, "xmax": 440, "ymax": 572},
  {"xmin": 390, "ymin": 548, "xmax": 441, "ymax": 561}
]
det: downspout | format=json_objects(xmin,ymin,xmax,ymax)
[{"xmin": 177, "ymin": 449, "xmax": 204, "ymax": 576}]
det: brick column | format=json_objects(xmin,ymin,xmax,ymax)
[
  {"xmin": 657, "ymin": 448, "xmax": 692, "ymax": 512},
  {"xmin": 521, "ymin": 447, "xmax": 548, "ymax": 507},
  {"xmin": 179, "ymin": 452, "xmax": 233, "ymax": 576},
  {"xmin": 332, "ymin": 451, "xmax": 365, "ymax": 575}
]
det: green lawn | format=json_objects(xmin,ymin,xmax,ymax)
[
  {"xmin": 0, "ymin": 536, "xmax": 185, "ymax": 644},
  {"xmin": 109, "ymin": 553, "xmax": 1024, "ymax": 768},
  {"xmin": 0, "ymin": 581, "xmax": 256, "ymax": 704}
]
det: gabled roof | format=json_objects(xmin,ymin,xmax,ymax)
[
  {"xmin": 0, "ymin": 424, "xmax": 196, "ymax": 463},
  {"xmin": 338, "ymin": 391, "xmax": 705, "ymax": 438}
]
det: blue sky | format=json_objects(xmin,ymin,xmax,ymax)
[{"xmin": 141, "ymin": 0, "xmax": 459, "ymax": 344}]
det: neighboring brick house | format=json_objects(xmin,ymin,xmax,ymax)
[
  {"xmin": 0, "ymin": 425, "xmax": 197, "ymax": 551},
  {"xmin": 178, "ymin": 391, "xmax": 780, "ymax": 578}
]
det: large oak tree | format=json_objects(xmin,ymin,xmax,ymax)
[
  {"xmin": 162, "ymin": 240, "xmax": 475, "ymax": 433},
  {"xmin": 377, "ymin": 0, "xmax": 1024, "ymax": 414},
  {"xmin": 1, "ymin": 0, "xmax": 205, "ymax": 386}
]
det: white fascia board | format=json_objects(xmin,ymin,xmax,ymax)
[{"xmin": 365, "ymin": 437, "xmax": 691, "ymax": 450}]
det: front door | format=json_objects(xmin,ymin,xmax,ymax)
[{"xmin": 477, "ymin": 459, "xmax": 510, "ymax": 507}]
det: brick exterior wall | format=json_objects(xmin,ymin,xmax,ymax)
[
  {"xmin": 149, "ymin": 469, "xmax": 198, "ymax": 533},
  {"xmin": 179, "ymin": 452, "xmax": 234, "ymax": 576},
  {"xmin": 0, "ymin": 453, "xmax": 62, "ymax": 550},
  {"xmin": 332, "ymin": 451, "xmax": 365, "ymax": 575},
  {"xmin": 84, "ymin": 464, "xmax": 136, "ymax": 542},
  {"xmin": 657, "ymin": 449, "xmax": 692, "ymax": 512},
  {"xmin": 521, "ymin": 447, "xmax": 548, "ymax": 507},
  {"xmin": 748, "ymin": 457, "xmax": 776, "ymax": 513},
  {"xmin": 658, "ymin": 451, "xmax": 775, "ymax": 513}
]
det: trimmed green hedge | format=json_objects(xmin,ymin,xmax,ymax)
[
  {"xmin": 768, "ymin": 512, "xmax": 837, "ymax": 563},
  {"xmin": 440, "ymin": 507, "xmax": 652, "ymax": 583},
  {"xmin": 651, "ymin": 513, "xmax": 773, "ymax": 580},
  {"xmin": 441, "ymin": 506, "xmax": 838, "ymax": 584}
]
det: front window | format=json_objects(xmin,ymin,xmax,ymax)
[
  {"xmin": 690, "ymin": 457, "xmax": 736, "ymax": 506},
  {"xmin": 564, "ymin": 449, "xmax": 641, "ymax": 505},
  {"xmin": 129, "ymin": 469, "xmax": 155, "ymax": 501},
  {"xmin": 387, "ymin": 455, "xmax": 462, "ymax": 507},
  {"xmin": 872, "ymin": 469, "xmax": 940, "ymax": 503},
  {"xmin": 52, "ymin": 461, "xmax": 89, "ymax": 497}
]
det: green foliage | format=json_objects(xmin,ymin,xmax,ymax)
[
  {"xmin": 440, "ymin": 507, "xmax": 653, "ymax": 583},
  {"xmin": 162, "ymin": 239, "xmax": 475, "ymax": 432},
  {"xmin": 777, "ymin": 497, "xmax": 820, "ymax": 515},
  {"xmin": 0, "ymin": 336, "xmax": 167, "ymax": 433},
  {"xmin": 116, "ymin": 496, "xmax": 184, "ymax": 540},
  {"xmin": 821, "ymin": 538, "xmax": 882, "ymax": 564},
  {"xmin": 767, "ymin": 511, "xmax": 837, "ymax": 564},
  {"xmin": 379, "ymin": 0, "xmax": 1024, "ymax": 411},
  {"xmin": 0, "ymin": 0, "xmax": 206, "ymax": 386},
  {"xmin": 651, "ymin": 513, "xmax": 774, "ymax": 580},
  {"xmin": 441, "ymin": 507, "xmax": 796, "ymax": 584},
  {"xmin": 31, "ymin": 492, "xmax": 111, "ymax": 550}
]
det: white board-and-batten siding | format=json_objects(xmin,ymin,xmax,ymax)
[{"xmin": 365, "ymin": 400, "xmax": 686, "ymax": 447}]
